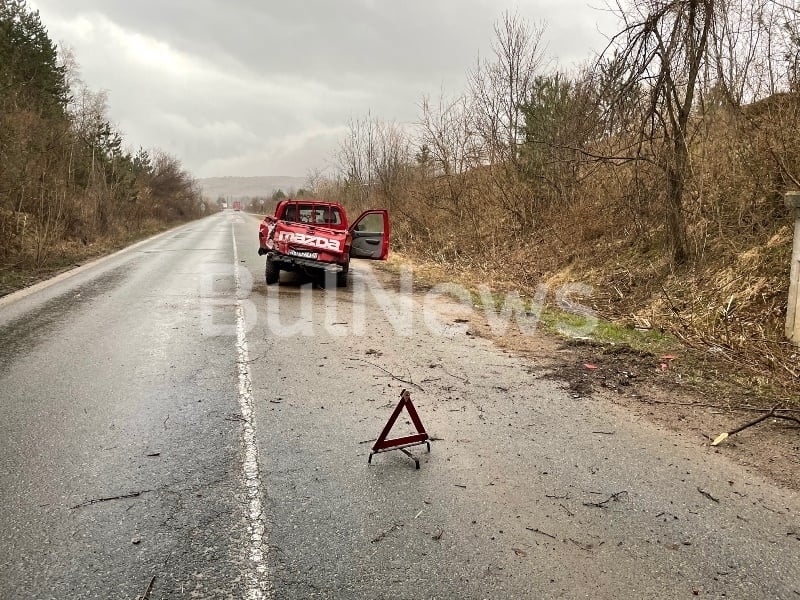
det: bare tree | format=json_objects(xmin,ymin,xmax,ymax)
[
  {"xmin": 304, "ymin": 168, "xmax": 325, "ymax": 197},
  {"xmin": 419, "ymin": 94, "xmax": 482, "ymax": 179},
  {"xmin": 603, "ymin": 0, "xmax": 715, "ymax": 264},
  {"xmin": 372, "ymin": 120, "xmax": 411, "ymax": 210},
  {"xmin": 336, "ymin": 114, "xmax": 413, "ymax": 211},
  {"xmin": 470, "ymin": 11, "xmax": 547, "ymax": 165},
  {"xmin": 337, "ymin": 114, "xmax": 378, "ymax": 206}
]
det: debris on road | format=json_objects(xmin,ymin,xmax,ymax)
[
  {"xmin": 697, "ymin": 487, "xmax": 720, "ymax": 503},
  {"xmin": 70, "ymin": 489, "xmax": 152, "ymax": 510},
  {"xmin": 348, "ymin": 357, "xmax": 423, "ymax": 391},
  {"xmin": 568, "ymin": 538, "xmax": 596, "ymax": 552},
  {"xmin": 711, "ymin": 405, "xmax": 800, "ymax": 446},
  {"xmin": 526, "ymin": 527, "xmax": 556, "ymax": 540},
  {"xmin": 138, "ymin": 575, "xmax": 155, "ymax": 600},
  {"xmin": 371, "ymin": 522, "xmax": 403, "ymax": 543},
  {"xmin": 583, "ymin": 490, "xmax": 628, "ymax": 508}
]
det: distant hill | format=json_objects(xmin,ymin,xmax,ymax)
[{"xmin": 198, "ymin": 176, "xmax": 307, "ymax": 200}]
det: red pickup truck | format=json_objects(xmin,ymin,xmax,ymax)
[{"xmin": 257, "ymin": 199, "xmax": 389, "ymax": 287}]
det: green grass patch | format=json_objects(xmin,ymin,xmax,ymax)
[{"xmin": 539, "ymin": 305, "xmax": 674, "ymax": 354}]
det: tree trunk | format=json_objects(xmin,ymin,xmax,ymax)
[{"xmin": 667, "ymin": 139, "xmax": 689, "ymax": 264}]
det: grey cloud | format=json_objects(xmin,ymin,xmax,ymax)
[
  {"xmin": 38, "ymin": 0, "xmax": 494, "ymax": 87},
  {"xmin": 31, "ymin": 0, "xmax": 618, "ymax": 176}
]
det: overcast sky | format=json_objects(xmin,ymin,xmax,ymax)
[{"xmin": 29, "ymin": 0, "xmax": 619, "ymax": 179}]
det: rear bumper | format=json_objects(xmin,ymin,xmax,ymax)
[{"xmin": 266, "ymin": 252, "xmax": 344, "ymax": 273}]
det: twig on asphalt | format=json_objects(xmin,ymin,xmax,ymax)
[
  {"xmin": 439, "ymin": 365, "xmax": 470, "ymax": 384},
  {"xmin": 568, "ymin": 538, "xmax": 594, "ymax": 551},
  {"xmin": 526, "ymin": 527, "xmax": 556, "ymax": 539},
  {"xmin": 71, "ymin": 490, "xmax": 152, "ymax": 510},
  {"xmin": 697, "ymin": 487, "xmax": 720, "ymax": 503},
  {"xmin": 583, "ymin": 490, "xmax": 628, "ymax": 508},
  {"xmin": 431, "ymin": 529, "xmax": 444, "ymax": 541},
  {"xmin": 139, "ymin": 575, "xmax": 155, "ymax": 600},
  {"xmin": 346, "ymin": 358, "xmax": 424, "ymax": 391},
  {"xmin": 559, "ymin": 503, "xmax": 575, "ymax": 517},
  {"xmin": 371, "ymin": 522, "xmax": 403, "ymax": 543},
  {"xmin": 656, "ymin": 512, "xmax": 679, "ymax": 520}
]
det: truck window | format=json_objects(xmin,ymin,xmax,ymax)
[
  {"xmin": 354, "ymin": 212, "xmax": 384, "ymax": 232},
  {"xmin": 297, "ymin": 205, "xmax": 313, "ymax": 223},
  {"xmin": 283, "ymin": 204, "xmax": 297, "ymax": 222},
  {"xmin": 313, "ymin": 207, "xmax": 343, "ymax": 225}
]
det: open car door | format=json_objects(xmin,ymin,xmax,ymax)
[{"xmin": 349, "ymin": 210, "xmax": 390, "ymax": 260}]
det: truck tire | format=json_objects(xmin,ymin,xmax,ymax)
[
  {"xmin": 265, "ymin": 259, "xmax": 279, "ymax": 285},
  {"xmin": 336, "ymin": 263, "xmax": 349, "ymax": 288}
]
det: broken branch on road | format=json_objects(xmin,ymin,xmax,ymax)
[
  {"xmin": 711, "ymin": 405, "xmax": 800, "ymax": 446},
  {"xmin": 139, "ymin": 575, "xmax": 155, "ymax": 600},
  {"xmin": 371, "ymin": 522, "xmax": 403, "ymax": 543},
  {"xmin": 697, "ymin": 487, "xmax": 720, "ymax": 503},
  {"xmin": 70, "ymin": 489, "xmax": 152, "ymax": 510},
  {"xmin": 583, "ymin": 490, "xmax": 628, "ymax": 508},
  {"xmin": 526, "ymin": 527, "xmax": 556, "ymax": 540},
  {"xmin": 346, "ymin": 358, "xmax": 424, "ymax": 391}
]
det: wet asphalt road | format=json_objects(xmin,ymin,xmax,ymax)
[{"xmin": 1, "ymin": 211, "xmax": 799, "ymax": 599}]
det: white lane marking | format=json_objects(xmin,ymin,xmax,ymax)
[{"xmin": 232, "ymin": 224, "xmax": 271, "ymax": 599}]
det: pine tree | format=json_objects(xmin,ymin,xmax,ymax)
[{"xmin": 0, "ymin": 0, "xmax": 68, "ymax": 115}]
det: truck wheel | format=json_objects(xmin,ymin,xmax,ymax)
[
  {"xmin": 336, "ymin": 263, "xmax": 349, "ymax": 288},
  {"xmin": 265, "ymin": 260, "xmax": 279, "ymax": 285}
]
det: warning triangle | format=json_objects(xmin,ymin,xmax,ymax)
[{"xmin": 370, "ymin": 389, "xmax": 430, "ymax": 456}]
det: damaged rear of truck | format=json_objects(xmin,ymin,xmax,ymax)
[{"xmin": 257, "ymin": 199, "xmax": 389, "ymax": 287}]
